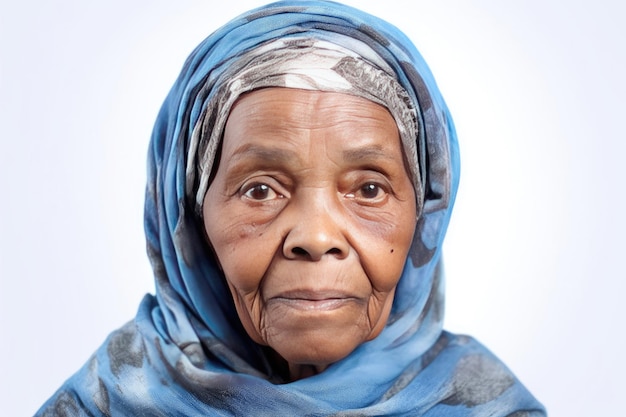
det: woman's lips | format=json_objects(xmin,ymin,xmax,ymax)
[{"xmin": 267, "ymin": 290, "xmax": 359, "ymax": 311}]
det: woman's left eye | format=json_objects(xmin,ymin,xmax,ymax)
[
  {"xmin": 359, "ymin": 183, "xmax": 383, "ymax": 199},
  {"xmin": 346, "ymin": 182, "xmax": 388, "ymax": 203}
]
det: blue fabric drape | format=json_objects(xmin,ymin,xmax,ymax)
[{"xmin": 37, "ymin": 1, "xmax": 546, "ymax": 415}]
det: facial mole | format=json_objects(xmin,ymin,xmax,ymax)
[{"xmin": 390, "ymin": 248, "xmax": 394, "ymax": 253}]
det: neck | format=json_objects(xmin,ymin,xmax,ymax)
[
  {"xmin": 264, "ymin": 347, "xmax": 329, "ymax": 382},
  {"xmin": 288, "ymin": 363, "xmax": 328, "ymax": 381}
]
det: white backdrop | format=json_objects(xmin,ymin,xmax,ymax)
[{"xmin": 1, "ymin": 1, "xmax": 624, "ymax": 415}]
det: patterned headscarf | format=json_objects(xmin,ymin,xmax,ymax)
[{"xmin": 37, "ymin": 1, "xmax": 545, "ymax": 415}]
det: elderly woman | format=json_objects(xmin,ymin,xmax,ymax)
[{"xmin": 37, "ymin": 1, "xmax": 545, "ymax": 416}]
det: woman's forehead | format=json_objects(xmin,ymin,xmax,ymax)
[
  {"xmin": 229, "ymin": 88, "xmax": 394, "ymax": 121},
  {"xmin": 221, "ymin": 88, "xmax": 402, "ymax": 158}
]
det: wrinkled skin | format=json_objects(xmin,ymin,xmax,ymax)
[{"xmin": 203, "ymin": 88, "xmax": 416, "ymax": 380}]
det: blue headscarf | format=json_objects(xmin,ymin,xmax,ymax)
[{"xmin": 37, "ymin": 1, "xmax": 546, "ymax": 415}]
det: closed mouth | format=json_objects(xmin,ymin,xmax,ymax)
[{"xmin": 268, "ymin": 290, "xmax": 359, "ymax": 311}]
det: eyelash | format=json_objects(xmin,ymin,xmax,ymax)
[
  {"xmin": 239, "ymin": 178, "xmax": 390, "ymax": 205},
  {"xmin": 345, "ymin": 182, "xmax": 389, "ymax": 204},
  {"xmin": 241, "ymin": 182, "xmax": 284, "ymax": 201}
]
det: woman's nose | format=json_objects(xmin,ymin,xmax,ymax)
[{"xmin": 282, "ymin": 195, "xmax": 350, "ymax": 261}]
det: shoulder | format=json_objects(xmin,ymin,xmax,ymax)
[
  {"xmin": 36, "ymin": 296, "xmax": 160, "ymax": 417},
  {"xmin": 420, "ymin": 332, "xmax": 547, "ymax": 416}
]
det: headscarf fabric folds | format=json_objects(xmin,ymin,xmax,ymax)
[{"xmin": 37, "ymin": 1, "xmax": 546, "ymax": 416}]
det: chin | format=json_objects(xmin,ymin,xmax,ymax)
[
  {"xmin": 257, "ymin": 299, "xmax": 393, "ymax": 371},
  {"xmin": 268, "ymin": 325, "xmax": 371, "ymax": 369}
]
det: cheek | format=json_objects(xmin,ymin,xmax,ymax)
[
  {"xmin": 206, "ymin": 219, "xmax": 271, "ymax": 294},
  {"xmin": 351, "ymin": 206, "xmax": 416, "ymax": 341},
  {"xmin": 365, "ymin": 286, "xmax": 397, "ymax": 341},
  {"xmin": 203, "ymin": 194, "xmax": 274, "ymax": 345},
  {"xmin": 203, "ymin": 190, "xmax": 270, "ymax": 293},
  {"xmin": 355, "ymin": 206, "xmax": 416, "ymax": 292}
]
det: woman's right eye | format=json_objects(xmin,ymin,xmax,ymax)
[{"xmin": 242, "ymin": 183, "xmax": 282, "ymax": 201}]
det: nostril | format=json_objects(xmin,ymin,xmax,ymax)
[
  {"xmin": 291, "ymin": 247, "xmax": 342, "ymax": 257},
  {"xmin": 291, "ymin": 247, "xmax": 308, "ymax": 256}
]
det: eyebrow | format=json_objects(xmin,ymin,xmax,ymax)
[
  {"xmin": 229, "ymin": 143, "xmax": 397, "ymax": 166},
  {"xmin": 230, "ymin": 144, "xmax": 299, "ymax": 164},
  {"xmin": 342, "ymin": 145, "xmax": 397, "ymax": 163}
]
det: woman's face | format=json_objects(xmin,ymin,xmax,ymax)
[{"xmin": 203, "ymin": 88, "xmax": 416, "ymax": 376}]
